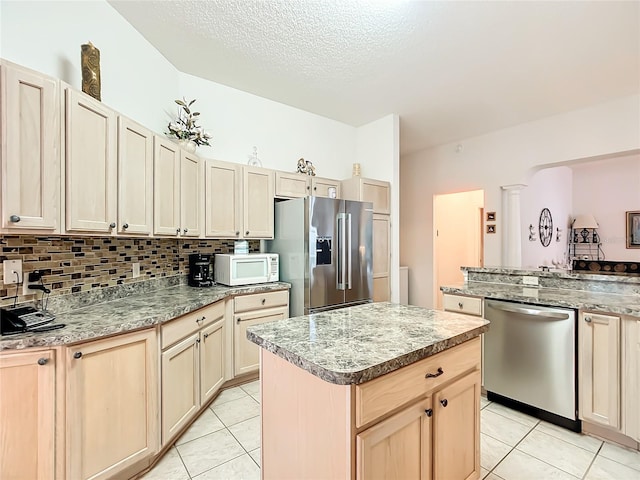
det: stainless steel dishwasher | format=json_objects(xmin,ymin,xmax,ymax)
[{"xmin": 484, "ymin": 299, "xmax": 580, "ymax": 431}]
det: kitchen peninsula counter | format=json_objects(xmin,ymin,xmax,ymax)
[
  {"xmin": 0, "ymin": 281, "xmax": 290, "ymax": 351},
  {"xmin": 248, "ymin": 302, "xmax": 488, "ymax": 480}
]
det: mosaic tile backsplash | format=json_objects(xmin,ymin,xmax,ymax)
[{"xmin": 0, "ymin": 235, "xmax": 259, "ymax": 306}]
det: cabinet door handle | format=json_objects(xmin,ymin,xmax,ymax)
[
  {"xmin": 176, "ymin": 228, "xmax": 181, "ymax": 234},
  {"xmin": 584, "ymin": 316, "xmax": 592, "ymax": 323},
  {"xmin": 183, "ymin": 228, "xmax": 188, "ymax": 234},
  {"xmin": 37, "ymin": 357, "xmax": 49, "ymax": 365},
  {"xmin": 109, "ymin": 222, "xmax": 116, "ymax": 229},
  {"xmin": 306, "ymin": 186, "xmax": 310, "ymax": 191},
  {"xmin": 424, "ymin": 408, "xmax": 433, "ymax": 417},
  {"xmin": 236, "ymin": 317, "xmax": 241, "ymax": 323},
  {"xmin": 235, "ymin": 231, "xmax": 240, "ymax": 236},
  {"xmin": 246, "ymin": 231, "xmax": 250, "ymax": 235},
  {"xmin": 73, "ymin": 352, "xmax": 83, "ymax": 359},
  {"xmin": 122, "ymin": 223, "xmax": 129, "ymax": 229},
  {"xmin": 261, "ymin": 298, "xmax": 266, "ymax": 305},
  {"xmin": 440, "ymin": 399, "xmax": 448, "ymax": 407},
  {"xmin": 313, "ymin": 186, "xmax": 317, "ymax": 191},
  {"xmin": 458, "ymin": 302, "xmax": 464, "ymax": 308},
  {"xmin": 9, "ymin": 215, "xmax": 20, "ymax": 223},
  {"xmin": 203, "ymin": 333, "xmax": 209, "ymax": 339},
  {"xmin": 425, "ymin": 367, "xmax": 444, "ymax": 378}
]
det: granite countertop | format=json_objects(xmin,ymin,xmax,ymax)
[
  {"xmin": 246, "ymin": 302, "xmax": 489, "ymax": 385},
  {"xmin": 0, "ymin": 282, "xmax": 290, "ymax": 351},
  {"xmin": 442, "ymin": 282, "xmax": 640, "ymax": 317}
]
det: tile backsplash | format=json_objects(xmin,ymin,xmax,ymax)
[{"xmin": 0, "ymin": 235, "xmax": 259, "ymax": 306}]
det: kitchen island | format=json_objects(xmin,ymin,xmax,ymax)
[{"xmin": 247, "ymin": 302, "xmax": 489, "ymax": 480}]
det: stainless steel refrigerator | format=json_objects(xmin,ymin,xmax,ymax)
[{"xmin": 267, "ymin": 197, "xmax": 373, "ymax": 316}]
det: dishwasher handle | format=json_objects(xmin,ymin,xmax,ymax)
[{"xmin": 489, "ymin": 303, "xmax": 570, "ymax": 320}]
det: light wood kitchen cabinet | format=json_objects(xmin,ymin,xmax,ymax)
[
  {"xmin": 234, "ymin": 290, "xmax": 289, "ymax": 376},
  {"xmin": 65, "ymin": 329, "xmax": 158, "ymax": 480},
  {"xmin": 262, "ymin": 336, "xmax": 481, "ymax": 480},
  {"xmin": 1, "ymin": 61, "xmax": 60, "ymax": 232},
  {"xmin": 0, "ymin": 348, "xmax": 56, "ymax": 480},
  {"xmin": 205, "ymin": 159, "xmax": 274, "ymax": 239},
  {"xmin": 153, "ymin": 137, "xmax": 202, "ymax": 237},
  {"xmin": 65, "ymin": 88, "xmax": 118, "ymax": 233},
  {"xmin": 579, "ymin": 311, "xmax": 621, "ymax": 430},
  {"xmin": 341, "ymin": 176, "xmax": 391, "ymax": 214},
  {"xmin": 373, "ymin": 213, "xmax": 391, "ymax": 302},
  {"xmin": 117, "ymin": 116, "xmax": 153, "ymax": 235},
  {"xmin": 160, "ymin": 301, "xmax": 226, "ymax": 444},
  {"xmin": 624, "ymin": 317, "xmax": 640, "ymax": 442},
  {"xmin": 274, "ymin": 171, "xmax": 341, "ymax": 199}
]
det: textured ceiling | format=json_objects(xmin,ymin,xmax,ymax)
[{"xmin": 109, "ymin": 0, "xmax": 640, "ymax": 155}]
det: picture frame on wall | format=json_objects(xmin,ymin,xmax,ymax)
[{"xmin": 627, "ymin": 211, "xmax": 640, "ymax": 248}]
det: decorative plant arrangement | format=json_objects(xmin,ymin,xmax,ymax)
[{"xmin": 166, "ymin": 98, "xmax": 212, "ymax": 148}]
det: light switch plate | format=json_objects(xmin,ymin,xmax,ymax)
[
  {"xmin": 523, "ymin": 276, "xmax": 539, "ymax": 286},
  {"xmin": 3, "ymin": 259, "xmax": 23, "ymax": 284}
]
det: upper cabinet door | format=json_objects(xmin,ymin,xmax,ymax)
[
  {"xmin": 1, "ymin": 62, "xmax": 60, "ymax": 230},
  {"xmin": 117, "ymin": 117, "xmax": 153, "ymax": 235},
  {"xmin": 180, "ymin": 151, "xmax": 202, "ymax": 237},
  {"xmin": 153, "ymin": 137, "xmax": 181, "ymax": 236},
  {"xmin": 311, "ymin": 177, "xmax": 341, "ymax": 198},
  {"xmin": 205, "ymin": 160, "xmax": 241, "ymax": 238},
  {"xmin": 274, "ymin": 171, "xmax": 310, "ymax": 198},
  {"xmin": 66, "ymin": 89, "xmax": 117, "ymax": 232},
  {"xmin": 243, "ymin": 165, "xmax": 274, "ymax": 239}
]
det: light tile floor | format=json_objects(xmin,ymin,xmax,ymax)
[{"xmin": 144, "ymin": 383, "xmax": 640, "ymax": 479}]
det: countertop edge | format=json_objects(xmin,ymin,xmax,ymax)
[{"xmin": 247, "ymin": 324, "xmax": 489, "ymax": 385}]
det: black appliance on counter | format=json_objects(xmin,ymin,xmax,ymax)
[{"xmin": 188, "ymin": 253, "xmax": 214, "ymax": 287}]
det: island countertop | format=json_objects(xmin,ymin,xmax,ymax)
[{"xmin": 246, "ymin": 302, "xmax": 489, "ymax": 385}]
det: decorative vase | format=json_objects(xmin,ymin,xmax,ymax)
[
  {"xmin": 81, "ymin": 42, "xmax": 101, "ymax": 101},
  {"xmin": 178, "ymin": 139, "xmax": 197, "ymax": 154}
]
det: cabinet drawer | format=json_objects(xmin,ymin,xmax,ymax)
[
  {"xmin": 234, "ymin": 290, "xmax": 289, "ymax": 314},
  {"xmin": 355, "ymin": 337, "xmax": 480, "ymax": 428},
  {"xmin": 161, "ymin": 301, "xmax": 224, "ymax": 349},
  {"xmin": 443, "ymin": 294, "xmax": 482, "ymax": 316}
]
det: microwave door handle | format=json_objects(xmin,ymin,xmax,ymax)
[{"xmin": 347, "ymin": 213, "xmax": 352, "ymax": 289}]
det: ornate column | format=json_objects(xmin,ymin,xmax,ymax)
[{"xmin": 501, "ymin": 184, "xmax": 526, "ymax": 267}]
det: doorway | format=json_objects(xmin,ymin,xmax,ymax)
[{"xmin": 433, "ymin": 190, "xmax": 484, "ymax": 309}]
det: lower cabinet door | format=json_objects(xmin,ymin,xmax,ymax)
[
  {"xmin": 0, "ymin": 349, "xmax": 55, "ymax": 480},
  {"xmin": 161, "ymin": 333, "xmax": 200, "ymax": 445},
  {"xmin": 234, "ymin": 308, "xmax": 288, "ymax": 376},
  {"xmin": 200, "ymin": 319, "xmax": 225, "ymax": 405},
  {"xmin": 66, "ymin": 330, "xmax": 158, "ymax": 480},
  {"xmin": 433, "ymin": 370, "xmax": 481, "ymax": 480},
  {"xmin": 356, "ymin": 398, "xmax": 432, "ymax": 480}
]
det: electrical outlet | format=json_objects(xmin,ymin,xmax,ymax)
[
  {"xmin": 523, "ymin": 276, "xmax": 539, "ymax": 286},
  {"xmin": 3, "ymin": 260, "xmax": 23, "ymax": 284},
  {"xmin": 132, "ymin": 262, "xmax": 140, "ymax": 278}
]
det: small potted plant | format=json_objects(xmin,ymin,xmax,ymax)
[{"xmin": 166, "ymin": 98, "xmax": 212, "ymax": 152}]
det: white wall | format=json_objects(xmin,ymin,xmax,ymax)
[
  {"xmin": 401, "ymin": 94, "xmax": 640, "ymax": 308},
  {"xmin": 520, "ymin": 167, "xmax": 573, "ymax": 268},
  {"xmin": 571, "ymin": 153, "xmax": 640, "ymax": 261},
  {"xmin": 0, "ymin": 0, "xmax": 179, "ymax": 134}
]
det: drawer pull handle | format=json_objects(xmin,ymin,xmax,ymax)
[
  {"xmin": 425, "ymin": 367, "xmax": 444, "ymax": 379},
  {"xmin": 424, "ymin": 408, "xmax": 433, "ymax": 417},
  {"xmin": 584, "ymin": 316, "xmax": 592, "ymax": 323},
  {"xmin": 37, "ymin": 357, "xmax": 48, "ymax": 366},
  {"xmin": 261, "ymin": 298, "xmax": 266, "ymax": 305},
  {"xmin": 73, "ymin": 352, "xmax": 83, "ymax": 359},
  {"xmin": 458, "ymin": 302, "xmax": 463, "ymax": 308},
  {"xmin": 440, "ymin": 399, "xmax": 448, "ymax": 407}
]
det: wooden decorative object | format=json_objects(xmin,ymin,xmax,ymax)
[{"xmin": 81, "ymin": 42, "xmax": 101, "ymax": 101}]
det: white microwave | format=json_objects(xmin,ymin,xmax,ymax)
[{"xmin": 214, "ymin": 253, "xmax": 279, "ymax": 286}]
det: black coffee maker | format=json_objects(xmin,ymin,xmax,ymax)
[{"xmin": 188, "ymin": 253, "xmax": 214, "ymax": 287}]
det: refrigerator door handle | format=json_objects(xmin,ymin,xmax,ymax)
[
  {"xmin": 347, "ymin": 213, "xmax": 352, "ymax": 289},
  {"xmin": 337, "ymin": 213, "xmax": 347, "ymax": 290}
]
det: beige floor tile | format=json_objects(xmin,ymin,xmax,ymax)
[
  {"xmin": 485, "ymin": 402, "xmax": 539, "ymax": 428},
  {"xmin": 481, "ymin": 395, "xmax": 492, "ymax": 410},
  {"xmin": 585, "ymin": 454, "xmax": 640, "ymax": 480},
  {"xmin": 249, "ymin": 448, "xmax": 260, "ymax": 467},
  {"xmin": 240, "ymin": 380, "xmax": 260, "ymax": 397},
  {"xmin": 598, "ymin": 442, "xmax": 640, "ymax": 471},
  {"xmin": 481, "ymin": 433, "xmax": 512, "ymax": 470},
  {"xmin": 176, "ymin": 408, "xmax": 225, "ymax": 445},
  {"xmin": 534, "ymin": 421, "xmax": 603, "ymax": 453},
  {"xmin": 485, "ymin": 474, "xmax": 506, "ymax": 480},
  {"xmin": 210, "ymin": 386, "xmax": 248, "ymax": 408},
  {"xmin": 481, "ymin": 409, "xmax": 533, "ymax": 446},
  {"xmin": 494, "ymin": 449, "xmax": 579, "ymax": 480},
  {"xmin": 176, "ymin": 429, "xmax": 245, "ymax": 477},
  {"xmin": 481, "ymin": 467, "xmax": 489, "ymax": 479},
  {"xmin": 212, "ymin": 395, "xmax": 260, "ymax": 427},
  {"xmin": 517, "ymin": 430, "xmax": 596, "ymax": 478},
  {"xmin": 228, "ymin": 415, "xmax": 261, "ymax": 451},
  {"xmin": 192, "ymin": 454, "xmax": 260, "ymax": 480},
  {"xmin": 141, "ymin": 447, "xmax": 189, "ymax": 480}
]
